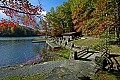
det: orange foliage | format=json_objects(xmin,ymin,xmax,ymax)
[{"xmin": 0, "ymin": 19, "xmax": 18, "ymax": 31}]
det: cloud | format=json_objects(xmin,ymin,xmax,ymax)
[
  {"xmin": 39, "ymin": 11, "xmax": 46, "ymax": 20},
  {"xmin": 41, "ymin": 11, "xmax": 46, "ymax": 16}
]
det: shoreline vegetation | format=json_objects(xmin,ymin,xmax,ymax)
[{"xmin": 0, "ymin": 25, "xmax": 40, "ymax": 37}]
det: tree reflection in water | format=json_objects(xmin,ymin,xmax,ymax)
[
  {"xmin": 23, "ymin": 43, "xmax": 48, "ymax": 65},
  {"xmin": 33, "ymin": 44, "xmax": 48, "ymax": 63},
  {"xmin": 22, "ymin": 42, "xmax": 58, "ymax": 65}
]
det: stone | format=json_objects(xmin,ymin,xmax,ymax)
[
  {"xmin": 81, "ymin": 37, "xmax": 86, "ymax": 39},
  {"xmin": 45, "ymin": 67, "xmax": 76, "ymax": 80}
]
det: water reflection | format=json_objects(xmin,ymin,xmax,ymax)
[
  {"xmin": 0, "ymin": 40, "xmax": 47, "ymax": 67},
  {"xmin": 33, "ymin": 44, "xmax": 41, "ymax": 53},
  {"xmin": 0, "ymin": 36, "xmax": 46, "ymax": 40},
  {"xmin": 22, "ymin": 42, "xmax": 49, "ymax": 65}
]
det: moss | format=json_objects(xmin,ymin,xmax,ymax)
[{"xmin": 4, "ymin": 74, "xmax": 48, "ymax": 80}]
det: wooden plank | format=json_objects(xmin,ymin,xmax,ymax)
[
  {"xmin": 46, "ymin": 41, "xmax": 61, "ymax": 49},
  {"xmin": 32, "ymin": 40, "xmax": 46, "ymax": 43}
]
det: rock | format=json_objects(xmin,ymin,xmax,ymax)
[
  {"xmin": 20, "ymin": 65, "xmax": 24, "ymax": 67},
  {"xmin": 44, "ymin": 67, "xmax": 76, "ymax": 80},
  {"xmin": 0, "ymin": 60, "xmax": 97, "ymax": 80},
  {"xmin": 44, "ymin": 60, "xmax": 97, "ymax": 80},
  {"xmin": 81, "ymin": 37, "xmax": 86, "ymax": 39}
]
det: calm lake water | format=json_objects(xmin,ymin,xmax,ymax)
[{"xmin": 0, "ymin": 37, "xmax": 47, "ymax": 67}]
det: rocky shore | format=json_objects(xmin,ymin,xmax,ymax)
[{"xmin": 0, "ymin": 60, "xmax": 97, "ymax": 80}]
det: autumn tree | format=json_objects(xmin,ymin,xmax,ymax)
[
  {"xmin": 40, "ymin": 0, "xmax": 119, "ymax": 38},
  {"xmin": 0, "ymin": 19, "xmax": 37, "ymax": 36},
  {"xmin": 0, "ymin": 0, "xmax": 44, "ymax": 28},
  {"xmin": 43, "ymin": 2, "xmax": 73, "ymax": 37},
  {"xmin": 69, "ymin": 0, "xmax": 119, "ymax": 38}
]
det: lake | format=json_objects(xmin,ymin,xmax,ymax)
[{"xmin": 0, "ymin": 37, "xmax": 48, "ymax": 67}]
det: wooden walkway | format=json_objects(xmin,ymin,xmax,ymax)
[
  {"xmin": 69, "ymin": 46, "xmax": 100, "ymax": 61},
  {"xmin": 46, "ymin": 41, "xmax": 61, "ymax": 50}
]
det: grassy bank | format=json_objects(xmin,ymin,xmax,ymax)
[
  {"xmin": 42, "ymin": 48, "xmax": 70, "ymax": 61},
  {"xmin": 4, "ymin": 74, "xmax": 48, "ymax": 80},
  {"xmin": 55, "ymin": 49, "xmax": 70, "ymax": 60}
]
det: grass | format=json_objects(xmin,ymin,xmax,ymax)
[
  {"xmin": 32, "ymin": 38, "xmax": 51, "ymax": 41},
  {"xmin": 93, "ymin": 70, "xmax": 120, "ymax": 80},
  {"xmin": 93, "ymin": 72, "xmax": 117, "ymax": 80},
  {"xmin": 110, "ymin": 45, "xmax": 120, "ymax": 53},
  {"xmin": 46, "ymin": 48, "xmax": 71, "ymax": 61},
  {"xmin": 69, "ymin": 39, "xmax": 100, "ymax": 48},
  {"xmin": 4, "ymin": 74, "xmax": 48, "ymax": 80},
  {"xmin": 56, "ymin": 49, "xmax": 70, "ymax": 59},
  {"xmin": 69, "ymin": 38, "xmax": 120, "ymax": 53}
]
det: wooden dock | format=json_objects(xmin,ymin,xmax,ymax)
[
  {"xmin": 32, "ymin": 40, "xmax": 46, "ymax": 43},
  {"xmin": 46, "ymin": 41, "xmax": 61, "ymax": 50}
]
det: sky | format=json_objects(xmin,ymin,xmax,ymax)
[{"xmin": 29, "ymin": 0, "xmax": 68, "ymax": 12}]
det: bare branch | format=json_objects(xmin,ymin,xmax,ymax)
[{"xmin": 0, "ymin": 5, "xmax": 41, "ymax": 15}]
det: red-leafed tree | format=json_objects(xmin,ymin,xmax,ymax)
[{"xmin": 0, "ymin": 0, "xmax": 44, "ymax": 27}]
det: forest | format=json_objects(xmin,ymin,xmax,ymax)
[
  {"xmin": 41, "ymin": 0, "xmax": 119, "ymax": 40},
  {"xmin": 0, "ymin": 19, "xmax": 39, "ymax": 37}
]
